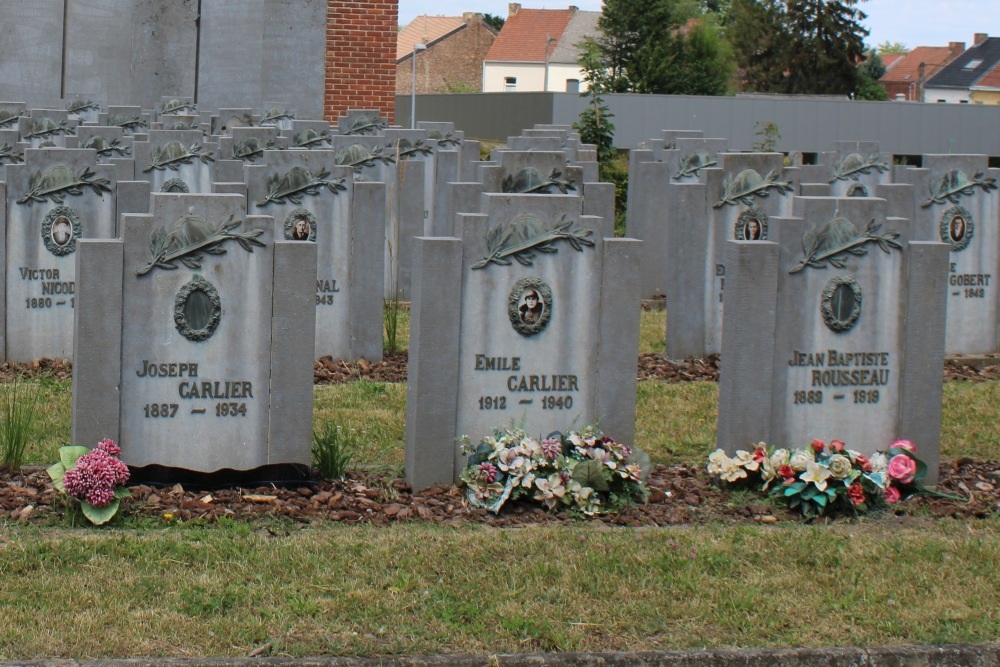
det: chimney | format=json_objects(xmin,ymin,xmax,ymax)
[
  {"xmin": 463, "ymin": 11, "xmax": 476, "ymax": 23},
  {"xmin": 974, "ymin": 33, "xmax": 988, "ymax": 45},
  {"xmin": 508, "ymin": 3, "xmax": 520, "ymax": 16}
]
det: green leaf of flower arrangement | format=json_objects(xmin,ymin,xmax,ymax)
[
  {"xmin": 572, "ymin": 459, "xmax": 610, "ymax": 492},
  {"xmin": 46, "ymin": 462, "xmax": 67, "ymax": 491},
  {"xmin": 82, "ymin": 499, "xmax": 120, "ymax": 525},
  {"xmin": 59, "ymin": 445, "xmax": 90, "ymax": 471}
]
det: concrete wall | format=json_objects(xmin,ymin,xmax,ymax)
[
  {"xmin": 399, "ymin": 91, "xmax": 1000, "ymax": 156},
  {"xmin": 0, "ymin": 0, "xmax": 329, "ymax": 118}
]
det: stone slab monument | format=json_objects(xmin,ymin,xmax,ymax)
[
  {"xmin": 2, "ymin": 148, "xmax": 119, "ymax": 361},
  {"xmin": 71, "ymin": 192, "xmax": 316, "ymax": 473},
  {"xmin": 405, "ymin": 193, "xmax": 641, "ymax": 488},
  {"xmin": 717, "ymin": 195, "xmax": 949, "ymax": 482},
  {"xmin": 898, "ymin": 155, "xmax": 999, "ymax": 355},
  {"xmin": 246, "ymin": 149, "xmax": 385, "ymax": 361}
]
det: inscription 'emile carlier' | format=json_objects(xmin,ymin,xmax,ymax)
[
  {"xmin": 135, "ymin": 359, "xmax": 253, "ymax": 399},
  {"xmin": 473, "ymin": 354, "xmax": 580, "ymax": 392},
  {"xmin": 787, "ymin": 349, "xmax": 891, "ymax": 388}
]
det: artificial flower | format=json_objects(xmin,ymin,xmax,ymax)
[
  {"xmin": 810, "ymin": 439, "xmax": 826, "ymax": 455},
  {"xmin": 885, "ymin": 485, "xmax": 901, "ymax": 504},
  {"xmin": 827, "ymin": 454, "xmax": 854, "ymax": 480},
  {"xmin": 890, "ymin": 439, "xmax": 916, "ymax": 453},
  {"xmin": 887, "ymin": 454, "xmax": 917, "ymax": 485},
  {"xmin": 848, "ymin": 483, "xmax": 865, "ymax": 507},
  {"xmin": 789, "ymin": 449, "xmax": 815, "ymax": 472},
  {"xmin": 800, "ymin": 461, "xmax": 832, "ymax": 492}
]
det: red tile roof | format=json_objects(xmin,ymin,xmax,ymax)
[
  {"xmin": 397, "ymin": 16, "xmax": 465, "ymax": 61},
  {"xmin": 485, "ymin": 8, "xmax": 574, "ymax": 63},
  {"xmin": 880, "ymin": 53, "xmax": 904, "ymax": 70},
  {"xmin": 879, "ymin": 46, "xmax": 962, "ymax": 84},
  {"xmin": 972, "ymin": 61, "xmax": 1000, "ymax": 89}
]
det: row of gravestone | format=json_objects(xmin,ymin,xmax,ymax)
[
  {"xmin": 2, "ymin": 108, "xmax": 961, "ymax": 489},
  {"xmin": 0, "ymin": 108, "xmax": 616, "ymax": 479},
  {"xmin": 627, "ymin": 131, "xmax": 997, "ymax": 359},
  {"xmin": 0, "ymin": 102, "xmax": 608, "ymax": 369}
]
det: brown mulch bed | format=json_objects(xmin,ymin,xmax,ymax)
[
  {"xmin": 0, "ymin": 355, "xmax": 997, "ymax": 526},
  {"xmin": 3, "ymin": 458, "xmax": 998, "ymax": 526}
]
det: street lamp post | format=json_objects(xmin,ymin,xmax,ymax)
[{"xmin": 411, "ymin": 43, "xmax": 427, "ymax": 129}]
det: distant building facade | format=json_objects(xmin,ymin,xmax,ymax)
[
  {"xmin": 397, "ymin": 13, "xmax": 498, "ymax": 94},
  {"xmin": 482, "ymin": 3, "xmax": 600, "ymax": 93}
]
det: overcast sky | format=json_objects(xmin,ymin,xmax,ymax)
[{"xmin": 398, "ymin": 0, "xmax": 1000, "ymax": 51}]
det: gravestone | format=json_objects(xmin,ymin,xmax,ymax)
[
  {"xmin": 71, "ymin": 192, "xmax": 317, "ymax": 471},
  {"xmin": 337, "ymin": 110, "xmax": 388, "ymax": 136},
  {"xmin": 133, "ymin": 129, "xmax": 218, "ymax": 194},
  {"xmin": 103, "ymin": 106, "xmax": 150, "ymax": 136},
  {"xmin": 0, "ymin": 129, "xmax": 24, "ymax": 182},
  {"xmin": 258, "ymin": 105, "xmax": 296, "ymax": 132},
  {"xmin": 797, "ymin": 141, "xmax": 892, "ymax": 198},
  {"xmin": 19, "ymin": 109, "xmax": 76, "ymax": 148},
  {"xmin": 898, "ymin": 155, "xmax": 1000, "ymax": 354},
  {"xmin": 405, "ymin": 193, "xmax": 640, "ymax": 488},
  {"xmin": 664, "ymin": 152, "xmax": 800, "ymax": 358},
  {"xmin": 76, "ymin": 126, "xmax": 134, "ymax": 180},
  {"xmin": 436, "ymin": 151, "xmax": 614, "ymax": 241},
  {"xmin": 246, "ymin": 150, "xmax": 385, "ymax": 361},
  {"xmin": 0, "ymin": 103, "xmax": 26, "ymax": 132},
  {"xmin": 64, "ymin": 95, "xmax": 103, "ymax": 125},
  {"xmin": 717, "ymin": 195, "xmax": 948, "ymax": 481},
  {"xmin": 330, "ymin": 132, "xmax": 425, "ymax": 299},
  {"xmin": 157, "ymin": 97, "xmax": 198, "ymax": 120},
  {"xmin": 418, "ymin": 120, "xmax": 480, "ymax": 181},
  {"xmin": 290, "ymin": 121, "xmax": 334, "ymax": 150},
  {"xmin": 626, "ymin": 135, "xmax": 729, "ymax": 299},
  {"xmin": 2, "ymin": 148, "xmax": 118, "ymax": 361},
  {"xmin": 216, "ymin": 126, "xmax": 282, "ymax": 182}
]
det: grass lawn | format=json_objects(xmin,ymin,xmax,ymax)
[{"xmin": 1, "ymin": 306, "xmax": 997, "ymax": 660}]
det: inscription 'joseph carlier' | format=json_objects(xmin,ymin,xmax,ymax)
[{"xmin": 135, "ymin": 359, "xmax": 254, "ymax": 399}]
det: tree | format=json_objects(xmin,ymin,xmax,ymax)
[
  {"xmin": 481, "ymin": 13, "xmax": 505, "ymax": 32},
  {"xmin": 593, "ymin": 0, "xmax": 733, "ymax": 95},
  {"xmin": 726, "ymin": 0, "xmax": 871, "ymax": 96},
  {"xmin": 854, "ymin": 51, "xmax": 888, "ymax": 100},
  {"xmin": 875, "ymin": 40, "xmax": 907, "ymax": 54}
]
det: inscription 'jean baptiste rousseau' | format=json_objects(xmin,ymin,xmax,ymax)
[
  {"xmin": 135, "ymin": 360, "xmax": 253, "ymax": 399},
  {"xmin": 788, "ymin": 349, "xmax": 891, "ymax": 387}
]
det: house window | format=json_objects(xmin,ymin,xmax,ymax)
[
  {"xmin": 963, "ymin": 59, "xmax": 983, "ymax": 70},
  {"xmin": 504, "ymin": 76, "xmax": 517, "ymax": 92}
]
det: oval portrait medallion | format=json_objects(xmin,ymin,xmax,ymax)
[
  {"xmin": 174, "ymin": 275, "xmax": 222, "ymax": 342},
  {"xmin": 821, "ymin": 275, "xmax": 862, "ymax": 332},
  {"xmin": 41, "ymin": 206, "xmax": 82, "ymax": 256},
  {"xmin": 939, "ymin": 206, "xmax": 974, "ymax": 252},
  {"xmin": 508, "ymin": 277, "xmax": 552, "ymax": 336},
  {"xmin": 734, "ymin": 208, "xmax": 768, "ymax": 241},
  {"xmin": 284, "ymin": 208, "xmax": 318, "ymax": 242}
]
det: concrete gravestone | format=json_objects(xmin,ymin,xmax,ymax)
[
  {"xmin": 133, "ymin": 129, "xmax": 218, "ymax": 194},
  {"xmin": 246, "ymin": 150, "xmax": 385, "ymax": 361},
  {"xmin": 717, "ymin": 196, "xmax": 949, "ymax": 481},
  {"xmin": 900, "ymin": 155, "xmax": 999, "ymax": 355},
  {"xmin": 71, "ymin": 192, "xmax": 316, "ymax": 472},
  {"xmin": 405, "ymin": 193, "xmax": 641, "ymax": 488},
  {"xmin": 665, "ymin": 153, "xmax": 799, "ymax": 358},
  {"xmin": 20, "ymin": 109, "xmax": 76, "ymax": 149},
  {"xmin": 3, "ymin": 147, "xmax": 118, "ymax": 361}
]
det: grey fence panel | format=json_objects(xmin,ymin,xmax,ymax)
[
  {"xmin": 419, "ymin": 91, "xmax": 1000, "ymax": 157},
  {"xmin": 401, "ymin": 92, "xmax": 555, "ymax": 141},
  {"xmin": 0, "ymin": 0, "xmax": 64, "ymax": 105}
]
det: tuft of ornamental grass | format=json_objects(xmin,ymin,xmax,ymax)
[
  {"xmin": 311, "ymin": 422, "xmax": 355, "ymax": 480},
  {"xmin": 0, "ymin": 375, "xmax": 42, "ymax": 472}
]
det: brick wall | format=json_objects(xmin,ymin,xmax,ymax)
[
  {"xmin": 326, "ymin": 0, "xmax": 398, "ymax": 124},
  {"xmin": 396, "ymin": 14, "xmax": 497, "ymax": 94}
]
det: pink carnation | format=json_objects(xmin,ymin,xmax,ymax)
[{"xmin": 62, "ymin": 444, "xmax": 130, "ymax": 508}]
